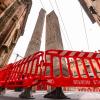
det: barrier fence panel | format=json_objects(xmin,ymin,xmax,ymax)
[
  {"xmin": 0, "ymin": 51, "xmax": 44, "ymax": 89},
  {"xmin": 44, "ymin": 50, "xmax": 100, "ymax": 88},
  {"xmin": 0, "ymin": 64, "xmax": 13, "ymax": 88}
]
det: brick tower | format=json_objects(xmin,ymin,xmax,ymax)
[
  {"xmin": 19, "ymin": 8, "xmax": 46, "ymax": 98},
  {"xmin": 45, "ymin": 11, "xmax": 63, "ymax": 50},
  {"xmin": 25, "ymin": 8, "xmax": 46, "ymax": 57},
  {"xmin": 44, "ymin": 11, "xmax": 68, "ymax": 99}
]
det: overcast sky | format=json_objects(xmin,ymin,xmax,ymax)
[{"xmin": 8, "ymin": 0, "xmax": 100, "ymax": 63}]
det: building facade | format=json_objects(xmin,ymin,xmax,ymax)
[
  {"xmin": 79, "ymin": 0, "xmax": 100, "ymax": 25},
  {"xmin": 0, "ymin": 0, "xmax": 32, "ymax": 67}
]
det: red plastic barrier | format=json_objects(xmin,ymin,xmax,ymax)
[
  {"xmin": 0, "ymin": 64, "xmax": 13, "ymax": 88},
  {"xmin": 0, "ymin": 50, "xmax": 100, "ymax": 90},
  {"xmin": 43, "ymin": 50, "xmax": 100, "ymax": 87},
  {"xmin": 0, "ymin": 51, "xmax": 44, "ymax": 89}
]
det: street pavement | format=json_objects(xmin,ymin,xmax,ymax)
[{"xmin": 0, "ymin": 90, "xmax": 100, "ymax": 100}]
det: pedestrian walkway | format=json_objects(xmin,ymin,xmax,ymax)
[{"xmin": 0, "ymin": 90, "xmax": 100, "ymax": 100}]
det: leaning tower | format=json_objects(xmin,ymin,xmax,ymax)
[
  {"xmin": 45, "ymin": 11, "xmax": 68, "ymax": 95},
  {"xmin": 19, "ymin": 8, "xmax": 46, "ymax": 98},
  {"xmin": 25, "ymin": 8, "xmax": 46, "ymax": 57}
]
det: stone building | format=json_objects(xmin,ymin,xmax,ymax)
[
  {"xmin": 79, "ymin": 0, "xmax": 100, "ymax": 25},
  {"xmin": 0, "ymin": 0, "xmax": 32, "ymax": 67}
]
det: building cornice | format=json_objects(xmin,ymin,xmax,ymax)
[{"xmin": 20, "ymin": 0, "xmax": 32, "ymax": 35}]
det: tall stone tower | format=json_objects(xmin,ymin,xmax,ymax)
[
  {"xmin": 0, "ymin": 0, "xmax": 32, "ymax": 67},
  {"xmin": 25, "ymin": 8, "xmax": 46, "ymax": 57},
  {"xmin": 46, "ymin": 11, "xmax": 63, "ymax": 50},
  {"xmin": 19, "ymin": 8, "xmax": 46, "ymax": 98},
  {"xmin": 46, "ymin": 11, "xmax": 67, "ymax": 76},
  {"xmin": 44, "ymin": 11, "xmax": 68, "ymax": 99}
]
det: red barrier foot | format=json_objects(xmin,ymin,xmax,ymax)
[
  {"xmin": 0, "ymin": 87, "xmax": 5, "ymax": 96},
  {"xmin": 15, "ymin": 87, "xmax": 23, "ymax": 92},
  {"xmin": 19, "ymin": 87, "xmax": 34, "ymax": 99},
  {"xmin": 44, "ymin": 87, "xmax": 70, "ymax": 99}
]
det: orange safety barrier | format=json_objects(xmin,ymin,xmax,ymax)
[{"xmin": 0, "ymin": 50, "xmax": 100, "ymax": 90}]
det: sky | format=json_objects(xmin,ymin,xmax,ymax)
[{"xmin": 8, "ymin": 0, "xmax": 100, "ymax": 63}]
